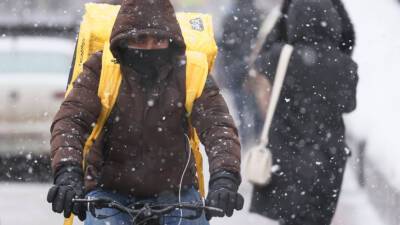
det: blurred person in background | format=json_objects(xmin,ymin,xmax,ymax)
[
  {"xmin": 218, "ymin": 0, "xmax": 261, "ymax": 147},
  {"xmin": 218, "ymin": 0, "xmax": 275, "ymax": 148},
  {"xmin": 248, "ymin": 0, "xmax": 358, "ymax": 224},
  {"xmin": 46, "ymin": 0, "xmax": 244, "ymax": 224}
]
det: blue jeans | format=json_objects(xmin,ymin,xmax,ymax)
[{"xmin": 84, "ymin": 187, "xmax": 210, "ymax": 225}]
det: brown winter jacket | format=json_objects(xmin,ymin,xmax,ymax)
[{"xmin": 50, "ymin": 0, "xmax": 241, "ymax": 197}]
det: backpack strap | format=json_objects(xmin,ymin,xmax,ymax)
[
  {"xmin": 184, "ymin": 51, "xmax": 209, "ymax": 197},
  {"xmin": 82, "ymin": 44, "xmax": 122, "ymax": 167},
  {"xmin": 184, "ymin": 51, "xmax": 209, "ymax": 115}
]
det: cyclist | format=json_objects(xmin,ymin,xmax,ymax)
[{"xmin": 46, "ymin": 0, "xmax": 243, "ymax": 224}]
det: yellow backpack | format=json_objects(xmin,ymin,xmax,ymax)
[{"xmin": 67, "ymin": 2, "xmax": 217, "ymax": 199}]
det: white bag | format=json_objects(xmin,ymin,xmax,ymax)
[
  {"xmin": 244, "ymin": 44, "xmax": 293, "ymax": 185},
  {"xmin": 244, "ymin": 144, "xmax": 274, "ymax": 185}
]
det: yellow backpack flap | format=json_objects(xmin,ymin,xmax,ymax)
[
  {"xmin": 66, "ymin": 3, "xmax": 121, "ymax": 96},
  {"xmin": 65, "ymin": 3, "xmax": 217, "ymax": 196},
  {"xmin": 176, "ymin": 12, "xmax": 218, "ymax": 73}
]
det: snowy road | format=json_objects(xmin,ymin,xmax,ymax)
[{"xmin": 0, "ymin": 166, "xmax": 383, "ymax": 225}]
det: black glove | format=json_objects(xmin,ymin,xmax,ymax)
[
  {"xmin": 205, "ymin": 170, "xmax": 244, "ymax": 220},
  {"xmin": 47, "ymin": 165, "xmax": 86, "ymax": 221}
]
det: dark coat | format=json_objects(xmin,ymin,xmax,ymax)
[
  {"xmin": 250, "ymin": 0, "xmax": 358, "ymax": 224},
  {"xmin": 51, "ymin": 0, "xmax": 241, "ymax": 197}
]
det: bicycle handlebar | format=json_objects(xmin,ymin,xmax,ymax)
[{"xmin": 73, "ymin": 197, "xmax": 223, "ymax": 221}]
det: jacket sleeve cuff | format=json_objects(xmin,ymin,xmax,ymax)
[
  {"xmin": 53, "ymin": 163, "xmax": 84, "ymax": 184},
  {"xmin": 209, "ymin": 170, "xmax": 242, "ymax": 186}
]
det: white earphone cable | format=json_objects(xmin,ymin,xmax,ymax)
[{"xmin": 177, "ymin": 134, "xmax": 192, "ymax": 225}]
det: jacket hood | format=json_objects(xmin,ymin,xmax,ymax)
[
  {"xmin": 330, "ymin": 0, "xmax": 356, "ymax": 55},
  {"xmin": 286, "ymin": 0, "xmax": 343, "ymax": 46},
  {"xmin": 109, "ymin": 0, "xmax": 185, "ymax": 60},
  {"xmin": 281, "ymin": 0, "xmax": 355, "ymax": 55}
]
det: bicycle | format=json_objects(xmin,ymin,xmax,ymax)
[{"xmin": 73, "ymin": 197, "xmax": 224, "ymax": 225}]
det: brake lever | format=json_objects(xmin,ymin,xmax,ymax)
[
  {"xmin": 204, "ymin": 206, "xmax": 224, "ymax": 214},
  {"xmin": 73, "ymin": 197, "xmax": 114, "ymax": 210},
  {"xmin": 72, "ymin": 197, "xmax": 113, "ymax": 204}
]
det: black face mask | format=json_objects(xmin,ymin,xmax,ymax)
[{"xmin": 118, "ymin": 48, "xmax": 171, "ymax": 80}]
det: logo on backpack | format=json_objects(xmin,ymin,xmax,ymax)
[{"xmin": 189, "ymin": 18, "xmax": 204, "ymax": 31}]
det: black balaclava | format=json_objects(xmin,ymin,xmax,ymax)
[{"xmin": 118, "ymin": 47, "xmax": 171, "ymax": 82}]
